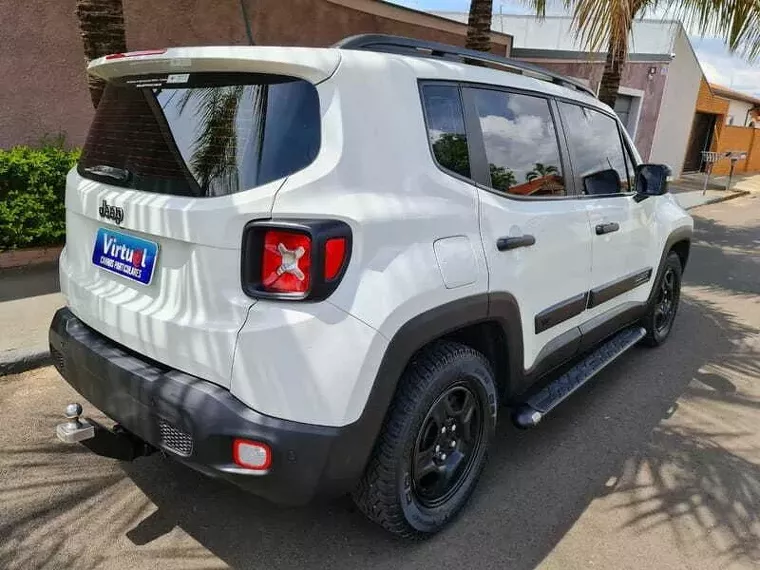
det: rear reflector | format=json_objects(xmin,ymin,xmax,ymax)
[
  {"xmin": 105, "ymin": 49, "xmax": 167, "ymax": 60},
  {"xmin": 233, "ymin": 439, "xmax": 272, "ymax": 470},
  {"xmin": 261, "ymin": 230, "xmax": 312, "ymax": 293},
  {"xmin": 324, "ymin": 237, "xmax": 347, "ymax": 280}
]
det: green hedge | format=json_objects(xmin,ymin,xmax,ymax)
[{"xmin": 0, "ymin": 145, "xmax": 80, "ymax": 250}]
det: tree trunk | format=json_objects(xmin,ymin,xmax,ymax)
[
  {"xmin": 466, "ymin": 0, "xmax": 493, "ymax": 52},
  {"xmin": 597, "ymin": 30, "xmax": 628, "ymax": 108},
  {"xmin": 75, "ymin": 0, "xmax": 127, "ymax": 109}
]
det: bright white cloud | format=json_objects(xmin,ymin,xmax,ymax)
[
  {"xmin": 690, "ymin": 37, "xmax": 760, "ymax": 97},
  {"xmin": 479, "ymin": 112, "xmax": 562, "ymax": 181}
]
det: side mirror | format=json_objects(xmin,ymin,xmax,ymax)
[
  {"xmin": 634, "ymin": 164, "xmax": 671, "ymax": 198},
  {"xmin": 582, "ymin": 168, "xmax": 621, "ymax": 196}
]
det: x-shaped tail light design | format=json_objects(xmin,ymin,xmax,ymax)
[{"xmin": 275, "ymin": 242, "xmax": 306, "ymax": 281}]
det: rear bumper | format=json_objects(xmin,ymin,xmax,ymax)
[{"xmin": 49, "ymin": 307, "xmax": 366, "ymax": 505}]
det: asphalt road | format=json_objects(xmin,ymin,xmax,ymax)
[{"xmin": 1, "ymin": 196, "xmax": 759, "ymax": 570}]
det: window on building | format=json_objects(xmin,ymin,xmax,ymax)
[
  {"xmin": 613, "ymin": 95, "xmax": 633, "ymax": 130},
  {"xmin": 559, "ymin": 103, "xmax": 632, "ymax": 195},
  {"xmin": 421, "ymin": 84, "xmax": 471, "ymax": 179},
  {"xmin": 470, "ymin": 88, "xmax": 566, "ymax": 197}
]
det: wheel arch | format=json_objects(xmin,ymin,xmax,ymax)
[
  {"xmin": 670, "ymin": 239, "xmax": 691, "ymax": 271},
  {"xmin": 647, "ymin": 226, "xmax": 693, "ymax": 306},
  {"xmin": 339, "ymin": 293, "xmax": 523, "ymax": 483}
]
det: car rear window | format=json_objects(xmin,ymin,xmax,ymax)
[{"xmin": 78, "ymin": 72, "xmax": 321, "ymax": 197}]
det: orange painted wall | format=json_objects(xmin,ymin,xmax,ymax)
[
  {"xmin": 696, "ymin": 80, "xmax": 729, "ymax": 115},
  {"xmin": 711, "ymin": 126, "xmax": 754, "ymax": 175},
  {"xmin": 746, "ymin": 131, "xmax": 760, "ymax": 172},
  {"xmin": 692, "ymin": 78, "xmax": 760, "ymax": 175}
]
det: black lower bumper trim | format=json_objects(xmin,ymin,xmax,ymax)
[{"xmin": 48, "ymin": 308, "xmax": 365, "ymax": 505}]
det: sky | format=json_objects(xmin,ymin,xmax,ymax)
[{"xmin": 388, "ymin": 0, "xmax": 760, "ymax": 98}]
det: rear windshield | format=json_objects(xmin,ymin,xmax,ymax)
[{"xmin": 78, "ymin": 72, "xmax": 321, "ymax": 197}]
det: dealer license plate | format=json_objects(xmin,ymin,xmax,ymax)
[{"xmin": 92, "ymin": 227, "xmax": 159, "ymax": 286}]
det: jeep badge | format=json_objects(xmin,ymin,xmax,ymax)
[{"xmin": 98, "ymin": 200, "xmax": 124, "ymax": 225}]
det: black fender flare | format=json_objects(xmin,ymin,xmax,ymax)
[
  {"xmin": 647, "ymin": 226, "xmax": 692, "ymax": 306},
  {"xmin": 328, "ymin": 293, "xmax": 522, "ymax": 488}
]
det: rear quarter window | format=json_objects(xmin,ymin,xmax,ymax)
[
  {"xmin": 420, "ymin": 84, "xmax": 471, "ymax": 179},
  {"xmin": 78, "ymin": 73, "xmax": 321, "ymax": 197}
]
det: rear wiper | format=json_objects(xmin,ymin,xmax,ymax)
[{"xmin": 83, "ymin": 165, "xmax": 131, "ymax": 183}]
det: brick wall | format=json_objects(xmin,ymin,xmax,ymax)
[{"xmin": 0, "ymin": 0, "xmax": 511, "ymax": 148}]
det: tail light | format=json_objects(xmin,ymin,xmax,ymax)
[{"xmin": 241, "ymin": 220, "xmax": 351, "ymax": 301}]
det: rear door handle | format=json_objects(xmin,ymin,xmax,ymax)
[
  {"xmin": 595, "ymin": 222, "xmax": 620, "ymax": 235},
  {"xmin": 497, "ymin": 235, "xmax": 536, "ymax": 251}
]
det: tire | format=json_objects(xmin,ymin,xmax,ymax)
[
  {"xmin": 641, "ymin": 252, "xmax": 682, "ymax": 346},
  {"xmin": 352, "ymin": 341, "xmax": 497, "ymax": 539}
]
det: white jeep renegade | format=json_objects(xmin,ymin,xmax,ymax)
[{"xmin": 50, "ymin": 35, "xmax": 693, "ymax": 538}]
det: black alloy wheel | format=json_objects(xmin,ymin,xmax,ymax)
[
  {"xmin": 654, "ymin": 266, "xmax": 677, "ymax": 334},
  {"xmin": 412, "ymin": 383, "xmax": 484, "ymax": 508},
  {"xmin": 353, "ymin": 341, "xmax": 497, "ymax": 538},
  {"xmin": 642, "ymin": 251, "xmax": 682, "ymax": 346}
]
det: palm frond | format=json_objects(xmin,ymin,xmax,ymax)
[
  {"xmin": 182, "ymin": 86, "xmax": 245, "ymax": 195},
  {"xmin": 668, "ymin": 0, "xmax": 760, "ymax": 60}
]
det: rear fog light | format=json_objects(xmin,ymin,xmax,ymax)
[{"xmin": 233, "ymin": 439, "xmax": 272, "ymax": 470}]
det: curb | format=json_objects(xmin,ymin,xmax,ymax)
[
  {"xmin": 0, "ymin": 348, "xmax": 52, "ymax": 377},
  {"xmin": 683, "ymin": 190, "xmax": 751, "ymax": 210},
  {"xmin": 0, "ymin": 245, "xmax": 63, "ymax": 270}
]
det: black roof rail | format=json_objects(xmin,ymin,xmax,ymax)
[{"xmin": 333, "ymin": 34, "xmax": 597, "ymax": 99}]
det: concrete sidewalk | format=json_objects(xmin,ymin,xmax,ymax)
[
  {"xmin": 673, "ymin": 188, "xmax": 750, "ymax": 210},
  {"xmin": 0, "ymin": 264, "xmax": 63, "ymax": 375}
]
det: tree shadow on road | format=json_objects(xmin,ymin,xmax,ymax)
[
  {"xmin": 105, "ymin": 294, "xmax": 758, "ymax": 570},
  {"xmin": 2, "ymin": 280, "xmax": 758, "ymax": 568},
  {"xmin": 687, "ymin": 209, "xmax": 760, "ymax": 298}
]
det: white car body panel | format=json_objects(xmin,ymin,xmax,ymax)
[{"xmin": 478, "ymin": 193, "xmax": 593, "ymax": 370}]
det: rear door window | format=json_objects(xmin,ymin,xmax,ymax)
[
  {"xmin": 470, "ymin": 88, "xmax": 566, "ymax": 197},
  {"xmin": 559, "ymin": 103, "xmax": 632, "ymax": 195},
  {"xmin": 78, "ymin": 73, "xmax": 320, "ymax": 197}
]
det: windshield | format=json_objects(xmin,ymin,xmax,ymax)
[{"xmin": 78, "ymin": 72, "xmax": 321, "ymax": 197}]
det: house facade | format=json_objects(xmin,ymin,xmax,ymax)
[
  {"xmin": 433, "ymin": 14, "xmax": 708, "ymax": 178},
  {"xmin": 684, "ymin": 79, "xmax": 760, "ymax": 175},
  {"xmin": 0, "ymin": 0, "xmax": 513, "ymax": 148}
]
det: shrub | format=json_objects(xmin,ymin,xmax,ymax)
[{"xmin": 0, "ymin": 145, "xmax": 80, "ymax": 250}]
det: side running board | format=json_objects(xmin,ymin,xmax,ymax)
[{"xmin": 513, "ymin": 326, "xmax": 646, "ymax": 428}]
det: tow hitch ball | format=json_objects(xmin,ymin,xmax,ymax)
[
  {"xmin": 56, "ymin": 403, "xmax": 95, "ymax": 443},
  {"xmin": 55, "ymin": 402, "xmax": 156, "ymax": 461}
]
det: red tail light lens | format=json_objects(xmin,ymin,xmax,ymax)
[
  {"xmin": 242, "ymin": 219, "xmax": 351, "ymax": 301},
  {"xmin": 261, "ymin": 230, "xmax": 311, "ymax": 293},
  {"xmin": 324, "ymin": 237, "xmax": 347, "ymax": 280}
]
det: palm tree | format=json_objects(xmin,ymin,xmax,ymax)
[
  {"xmin": 466, "ymin": 0, "xmax": 494, "ymax": 52},
  {"xmin": 465, "ymin": 1, "xmax": 760, "ymax": 108},
  {"xmin": 525, "ymin": 0, "xmax": 760, "ymax": 107},
  {"xmin": 75, "ymin": 0, "xmax": 127, "ymax": 108},
  {"xmin": 176, "ymin": 85, "xmax": 265, "ymax": 196},
  {"xmin": 526, "ymin": 162, "xmax": 559, "ymax": 181}
]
